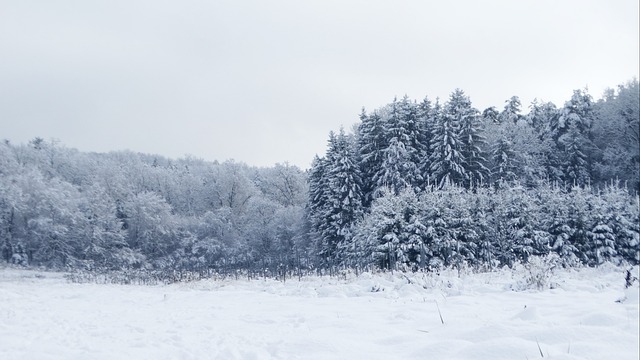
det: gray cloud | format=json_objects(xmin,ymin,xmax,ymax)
[{"xmin": 1, "ymin": 0, "xmax": 638, "ymax": 168}]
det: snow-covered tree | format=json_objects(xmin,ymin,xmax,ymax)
[
  {"xmin": 355, "ymin": 188, "xmax": 426, "ymax": 271},
  {"xmin": 314, "ymin": 130, "xmax": 364, "ymax": 265},
  {"xmin": 498, "ymin": 96, "xmax": 523, "ymax": 124},
  {"xmin": 416, "ymin": 96, "xmax": 435, "ymax": 183},
  {"xmin": 374, "ymin": 96, "xmax": 422, "ymax": 193},
  {"xmin": 526, "ymin": 99, "xmax": 558, "ymax": 135},
  {"xmin": 559, "ymin": 123, "xmax": 590, "ymax": 186},
  {"xmin": 490, "ymin": 138, "xmax": 518, "ymax": 186},
  {"xmin": 458, "ymin": 105, "xmax": 488, "ymax": 188},
  {"xmin": 429, "ymin": 90, "xmax": 468, "ymax": 188},
  {"xmin": 538, "ymin": 185, "xmax": 579, "ymax": 265},
  {"xmin": 357, "ymin": 109, "xmax": 388, "ymax": 206},
  {"xmin": 122, "ymin": 191, "xmax": 176, "ymax": 263},
  {"xmin": 548, "ymin": 88, "xmax": 595, "ymax": 143},
  {"xmin": 592, "ymin": 80, "xmax": 640, "ymax": 190}
]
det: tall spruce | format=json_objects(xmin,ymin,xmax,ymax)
[
  {"xmin": 377, "ymin": 96, "xmax": 422, "ymax": 192},
  {"xmin": 357, "ymin": 109, "xmax": 387, "ymax": 206},
  {"xmin": 458, "ymin": 103, "xmax": 488, "ymax": 188},
  {"xmin": 417, "ymin": 96, "xmax": 435, "ymax": 186},
  {"xmin": 318, "ymin": 129, "xmax": 364, "ymax": 264},
  {"xmin": 428, "ymin": 89, "xmax": 468, "ymax": 188}
]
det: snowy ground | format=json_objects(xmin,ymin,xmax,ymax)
[{"xmin": 0, "ymin": 265, "xmax": 638, "ymax": 360}]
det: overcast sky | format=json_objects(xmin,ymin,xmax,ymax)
[{"xmin": 1, "ymin": 0, "xmax": 638, "ymax": 169}]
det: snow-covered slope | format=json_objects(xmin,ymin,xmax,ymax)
[{"xmin": 0, "ymin": 266, "xmax": 637, "ymax": 360}]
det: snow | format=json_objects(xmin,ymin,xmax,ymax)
[{"xmin": 0, "ymin": 266, "xmax": 638, "ymax": 360}]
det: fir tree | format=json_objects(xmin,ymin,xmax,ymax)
[
  {"xmin": 499, "ymin": 96, "xmax": 523, "ymax": 124},
  {"xmin": 560, "ymin": 123, "xmax": 590, "ymax": 186},
  {"xmin": 355, "ymin": 188, "xmax": 430, "ymax": 271},
  {"xmin": 429, "ymin": 90, "xmax": 467, "ymax": 188},
  {"xmin": 378, "ymin": 137, "xmax": 412, "ymax": 194},
  {"xmin": 377, "ymin": 96, "xmax": 422, "ymax": 191},
  {"xmin": 526, "ymin": 99, "xmax": 558, "ymax": 135},
  {"xmin": 416, "ymin": 96, "xmax": 434, "ymax": 182},
  {"xmin": 357, "ymin": 110, "xmax": 388, "ymax": 206},
  {"xmin": 318, "ymin": 130, "xmax": 364, "ymax": 265},
  {"xmin": 458, "ymin": 105, "xmax": 488, "ymax": 188},
  {"xmin": 307, "ymin": 155, "xmax": 329, "ymax": 240},
  {"xmin": 490, "ymin": 138, "xmax": 518, "ymax": 186},
  {"xmin": 482, "ymin": 106, "xmax": 500, "ymax": 124}
]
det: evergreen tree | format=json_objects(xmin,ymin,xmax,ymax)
[
  {"xmin": 356, "ymin": 188, "xmax": 426, "ymax": 271},
  {"xmin": 357, "ymin": 110, "xmax": 387, "ymax": 206},
  {"xmin": 560, "ymin": 123, "xmax": 590, "ymax": 186},
  {"xmin": 526, "ymin": 99, "xmax": 558, "ymax": 135},
  {"xmin": 566, "ymin": 186, "xmax": 593, "ymax": 264},
  {"xmin": 589, "ymin": 216, "xmax": 616, "ymax": 266},
  {"xmin": 378, "ymin": 137, "xmax": 412, "ymax": 194},
  {"xmin": 600, "ymin": 183, "xmax": 640, "ymax": 265},
  {"xmin": 539, "ymin": 185, "xmax": 579, "ymax": 265},
  {"xmin": 377, "ymin": 96, "xmax": 422, "ymax": 192},
  {"xmin": 591, "ymin": 80, "xmax": 640, "ymax": 191},
  {"xmin": 490, "ymin": 138, "xmax": 518, "ymax": 186},
  {"xmin": 317, "ymin": 130, "xmax": 364, "ymax": 265},
  {"xmin": 429, "ymin": 90, "xmax": 467, "ymax": 188},
  {"xmin": 458, "ymin": 105, "xmax": 488, "ymax": 188},
  {"xmin": 445, "ymin": 188, "xmax": 480, "ymax": 268},
  {"xmin": 499, "ymin": 96, "xmax": 523, "ymax": 124},
  {"xmin": 421, "ymin": 186, "xmax": 458, "ymax": 269},
  {"xmin": 308, "ymin": 155, "xmax": 329, "ymax": 224},
  {"xmin": 482, "ymin": 106, "xmax": 500, "ymax": 124},
  {"xmin": 416, "ymin": 96, "xmax": 435, "ymax": 183}
]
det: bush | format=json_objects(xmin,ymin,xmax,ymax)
[{"xmin": 510, "ymin": 254, "xmax": 561, "ymax": 291}]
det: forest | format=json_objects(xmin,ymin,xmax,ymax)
[{"xmin": 1, "ymin": 79, "xmax": 638, "ymax": 277}]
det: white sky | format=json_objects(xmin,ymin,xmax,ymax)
[{"xmin": 1, "ymin": 0, "xmax": 638, "ymax": 169}]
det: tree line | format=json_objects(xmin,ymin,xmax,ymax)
[
  {"xmin": 308, "ymin": 80, "xmax": 639, "ymax": 270},
  {"xmin": 0, "ymin": 79, "xmax": 638, "ymax": 275},
  {"xmin": 0, "ymin": 142, "xmax": 311, "ymax": 275}
]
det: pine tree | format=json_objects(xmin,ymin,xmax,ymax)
[
  {"xmin": 560, "ymin": 123, "xmax": 590, "ymax": 186},
  {"xmin": 416, "ymin": 96, "xmax": 434, "ymax": 184},
  {"xmin": 566, "ymin": 186, "xmax": 593, "ymax": 264},
  {"xmin": 458, "ymin": 105, "xmax": 488, "ymax": 188},
  {"xmin": 378, "ymin": 137, "xmax": 412, "ymax": 194},
  {"xmin": 307, "ymin": 155, "xmax": 330, "ymax": 262},
  {"xmin": 490, "ymin": 138, "xmax": 518, "ymax": 186},
  {"xmin": 318, "ymin": 129, "xmax": 364, "ymax": 265},
  {"xmin": 526, "ymin": 99, "xmax": 558, "ymax": 135},
  {"xmin": 445, "ymin": 188, "xmax": 480, "ymax": 268},
  {"xmin": 357, "ymin": 109, "xmax": 388, "ymax": 206},
  {"xmin": 356, "ymin": 188, "xmax": 427, "ymax": 271},
  {"xmin": 396, "ymin": 95, "xmax": 424, "ymax": 188},
  {"xmin": 589, "ymin": 216, "xmax": 616, "ymax": 265},
  {"xmin": 429, "ymin": 90, "xmax": 467, "ymax": 188},
  {"xmin": 539, "ymin": 185, "xmax": 579, "ymax": 265},
  {"xmin": 421, "ymin": 99, "xmax": 442, "ymax": 186},
  {"xmin": 482, "ymin": 106, "xmax": 500, "ymax": 124},
  {"xmin": 376, "ymin": 96, "xmax": 422, "ymax": 192},
  {"xmin": 600, "ymin": 183, "xmax": 640, "ymax": 265},
  {"xmin": 422, "ymin": 186, "xmax": 458, "ymax": 269},
  {"xmin": 499, "ymin": 96, "xmax": 523, "ymax": 124}
]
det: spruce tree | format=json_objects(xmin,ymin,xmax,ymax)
[
  {"xmin": 429, "ymin": 90, "xmax": 467, "ymax": 188},
  {"xmin": 560, "ymin": 123, "xmax": 590, "ymax": 186},
  {"xmin": 416, "ymin": 96, "xmax": 434, "ymax": 184},
  {"xmin": 490, "ymin": 138, "xmax": 518, "ymax": 186},
  {"xmin": 357, "ymin": 110, "xmax": 387, "ymax": 206},
  {"xmin": 320, "ymin": 129, "xmax": 364, "ymax": 265},
  {"xmin": 307, "ymin": 155, "xmax": 329, "ymax": 239},
  {"xmin": 459, "ymin": 105, "xmax": 488, "ymax": 188},
  {"xmin": 377, "ymin": 96, "xmax": 422, "ymax": 192},
  {"xmin": 499, "ymin": 96, "xmax": 523, "ymax": 124}
]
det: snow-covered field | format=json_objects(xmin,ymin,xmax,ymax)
[{"xmin": 1, "ymin": 265, "xmax": 638, "ymax": 360}]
